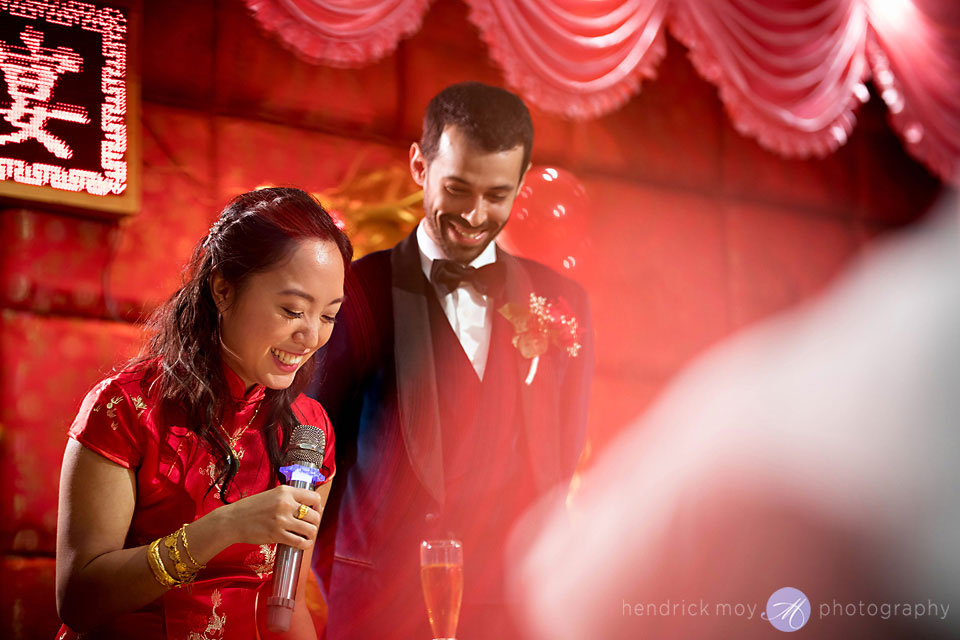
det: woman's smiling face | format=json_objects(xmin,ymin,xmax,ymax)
[{"xmin": 214, "ymin": 237, "xmax": 345, "ymax": 390}]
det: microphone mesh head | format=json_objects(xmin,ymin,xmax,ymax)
[{"xmin": 284, "ymin": 424, "xmax": 326, "ymax": 468}]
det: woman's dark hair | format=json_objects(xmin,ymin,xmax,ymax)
[{"xmin": 140, "ymin": 187, "xmax": 352, "ymax": 501}]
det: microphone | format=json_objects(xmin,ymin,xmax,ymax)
[{"xmin": 266, "ymin": 423, "xmax": 327, "ymax": 632}]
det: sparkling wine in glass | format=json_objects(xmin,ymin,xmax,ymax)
[{"xmin": 420, "ymin": 539, "xmax": 463, "ymax": 640}]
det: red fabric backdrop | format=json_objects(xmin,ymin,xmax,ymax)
[
  {"xmin": 246, "ymin": 0, "xmax": 960, "ymax": 182},
  {"xmin": 0, "ymin": 1, "xmax": 947, "ymax": 637}
]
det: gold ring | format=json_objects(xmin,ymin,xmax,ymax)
[{"xmin": 296, "ymin": 504, "xmax": 309, "ymax": 520}]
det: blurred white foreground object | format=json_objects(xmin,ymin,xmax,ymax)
[{"xmin": 510, "ymin": 194, "xmax": 960, "ymax": 640}]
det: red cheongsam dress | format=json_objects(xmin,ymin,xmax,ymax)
[{"xmin": 56, "ymin": 362, "xmax": 335, "ymax": 640}]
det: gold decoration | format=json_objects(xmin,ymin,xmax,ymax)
[
  {"xmin": 200, "ymin": 402, "xmax": 261, "ymax": 500},
  {"xmin": 200, "ymin": 458, "xmax": 222, "ymax": 500},
  {"xmin": 217, "ymin": 401, "xmax": 261, "ymax": 467},
  {"xmin": 164, "ymin": 524, "xmax": 202, "ymax": 585},
  {"xmin": 181, "ymin": 523, "xmax": 205, "ymax": 571},
  {"xmin": 244, "ymin": 543, "xmax": 277, "ymax": 579},
  {"xmin": 256, "ymin": 153, "xmax": 423, "ymax": 258},
  {"xmin": 146, "ymin": 538, "xmax": 178, "ymax": 588},
  {"xmin": 186, "ymin": 588, "xmax": 226, "ymax": 640},
  {"xmin": 164, "ymin": 531, "xmax": 190, "ymax": 582},
  {"xmin": 104, "ymin": 395, "xmax": 123, "ymax": 430},
  {"xmin": 131, "ymin": 395, "xmax": 147, "ymax": 417}
]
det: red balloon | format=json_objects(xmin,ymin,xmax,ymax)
[{"xmin": 498, "ymin": 165, "xmax": 590, "ymax": 280}]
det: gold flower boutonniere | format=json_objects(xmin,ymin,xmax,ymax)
[{"xmin": 498, "ymin": 293, "xmax": 583, "ymax": 385}]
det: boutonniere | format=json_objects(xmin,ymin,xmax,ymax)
[{"xmin": 498, "ymin": 293, "xmax": 583, "ymax": 385}]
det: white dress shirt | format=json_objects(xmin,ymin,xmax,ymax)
[{"xmin": 417, "ymin": 222, "xmax": 496, "ymax": 380}]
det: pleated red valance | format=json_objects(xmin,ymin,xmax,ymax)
[{"xmin": 245, "ymin": 0, "xmax": 960, "ymax": 183}]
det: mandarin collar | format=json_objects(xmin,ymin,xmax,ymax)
[{"xmin": 223, "ymin": 360, "xmax": 266, "ymax": 406}]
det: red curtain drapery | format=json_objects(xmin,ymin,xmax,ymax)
[
  {"xmin": 466, "ymin": 0, "xmax": 670, "ymax": 120},
  {"xmin": 245, "ymin": 0, "xmax": 960, "ymax": 183},
  {"xmin": 245, "ymin": 0, "xmax": 433, "ymax": 66},
  {"xmin": 669, "ymin": 0, "xmax": 870, "ymax": 159},
  {"xmin": 865, "ymin": 0, "xmax": 960, "ymax": 185}
]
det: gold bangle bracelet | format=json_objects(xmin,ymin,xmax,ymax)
[
  {"xmin": 147, "ymin": 538, "xmax": 179, "ymax": 588},
  {"xmin": 180, "ymin": 523, "xmax": 206, "ymax": 570},
  {"xmin": 164, "ymin": 531, "xmax": 192, "ymax": 582}
]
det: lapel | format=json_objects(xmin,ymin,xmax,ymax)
[
  {"xmin": 496, "ymin": 247, "xmax": 564, "ymax": 490},
  {"xmin": 391, "ymin": 231, "xmax": 445, "ymax": 505},
  {"xmin": 390, "ymin": 234, "xmax": 566, "ymax": 503}
]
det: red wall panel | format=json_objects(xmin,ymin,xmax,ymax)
[
  {"xmin": 583, "ymin": 178, "xmax": 731, "ymax": 379},
  {"xmin": 0, "ymin": 556, "xmax": 59, "ymax": 640},
  {"xmin": 141, "ymin": 0, "xmax": 216, "ymax": 107},
  {"xmin": 215, "ymin": 116, "xmax": 408, "ymax": 201},
  {"xmin": 720, "ymin": 118, "xmax": 862, "ymax": 219},
  {"xmin": 855, "ymin": 99, "xmax": 942, "ymax": 226},
  {"xmin": 106, "ymin": 105, "xmax": 216, "ymax": 320},
  {"xmin": 567, "ymin": 37, "xmax": 724, "ymax": 189},
  {"xmin": 0, "ymin": 311, "xmax": 142, "ymax": 553},
  {"xmin": 396, "ymin": 0, "xmax": 504, "ymax": 145},
  {"xmin": 726, "ymin": 202, "xmax": 860, "ymax": 328},
  {"xmin": 215, "ymin": 0, "xmax": 402, "ymax": 137},
  {"xmin": 0, "ymin": 210, "xmax": 113, "ymax": 318}
]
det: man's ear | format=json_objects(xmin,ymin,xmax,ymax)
[
  {"xmin": 517, "ymin": 161, "xmax": 532, "ymax": 193},
  {"xmin": 409, "ymin": 142, "xmax": 428, "ymax": 187},
  {"xmin": 209, "ymin": 271, "xmax": 233, "ymax": 313}
]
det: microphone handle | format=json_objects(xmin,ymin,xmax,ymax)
[{"xmin": 266, "ymin": 477, "xmax": 312, "ymax": 632}]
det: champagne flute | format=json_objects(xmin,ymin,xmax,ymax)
[{"xmin": 420, "ymin": 539, "xmax": 463, "ymax": 640}]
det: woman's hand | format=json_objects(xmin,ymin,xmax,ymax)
[
  {"xmin": 57, "ymin": 440, "xmax": 328, "ymax": 633},
  {"xmin": 217, "ymin": 485, "xmax": 325, "ymax": 549}
]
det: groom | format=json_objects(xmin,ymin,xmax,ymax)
[{"xmin": 310, "ymin": 82, "xmax": 594, "ymax": 639}]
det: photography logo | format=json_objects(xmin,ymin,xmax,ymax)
[{"xmin": 762, "ymin": 587, "xmax": 811, "ymax": 632}]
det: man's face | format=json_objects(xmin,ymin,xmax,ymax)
[{"xmin": 411, "ymin": 125, "xmax": 528, "ymax": 264}]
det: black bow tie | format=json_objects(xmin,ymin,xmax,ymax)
[{"xmin": 430, "ymin": 259, "xmax": 506, "ymax": 297}]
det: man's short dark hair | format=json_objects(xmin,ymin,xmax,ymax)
[{"xmin": 420, "ymin": 82, "xmax": 534, "ymax": 173}]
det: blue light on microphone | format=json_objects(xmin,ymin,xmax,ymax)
[{"xmin": 280, "ymin": 464, "xmax": 325, "ymax": 486}]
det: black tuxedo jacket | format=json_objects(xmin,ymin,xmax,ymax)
[{"xmin": 309, "ymin": 228, "xmax": 593, "ymax": 638}]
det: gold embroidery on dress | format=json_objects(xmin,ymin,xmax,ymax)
[
  {"xmin": 186, "ymin": 588, "xmax": 226, "ymax": 639},
  {"xmin": 200, "ymin": 458, "xmax": 223, "ymax": 500},
  {"xmin": 131, "ymin": 395, "xmax": 147, "ymax": 416},
  {"xmin": 244, "ymin": 543, "xmax": 277, "ymax": 578},
  {"xmin": 105, "ymin": 396, "xmax": 123, "ymax": 430}
]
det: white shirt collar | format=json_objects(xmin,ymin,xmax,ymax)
[{"xmin": 417, "ymin": 221, "xmax": 497, "ymax": 283}]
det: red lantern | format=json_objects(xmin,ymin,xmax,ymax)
[{"xmin": 498, "ymin": 166, "xmax": 590, "ymax": 280}]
